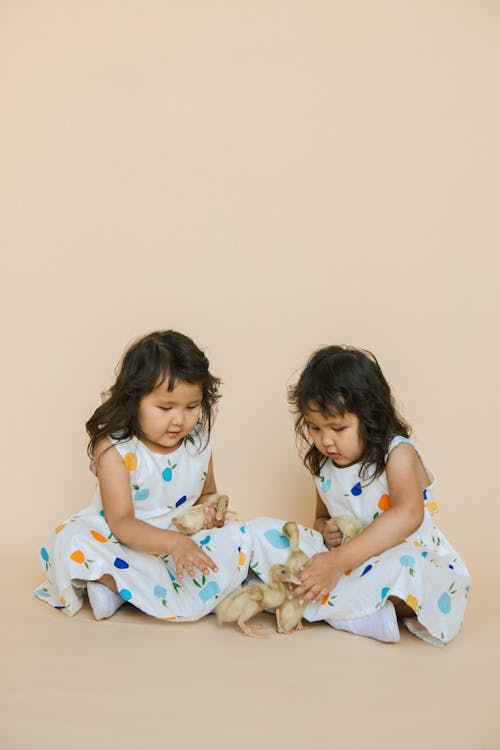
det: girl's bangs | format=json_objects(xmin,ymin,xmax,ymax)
[{"xmin": 299, "ymin": 385, "xmax": 346, "ymax": 419}]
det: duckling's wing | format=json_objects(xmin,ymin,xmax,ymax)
[
  {"xmin": 279, "ymin": 598, "xmax": 305, "ymax": 632},
  {"xmin": 216, "ymin": 585, "xmax": 263, "ymax": 623},
  {"xmin": 238, "ymin": 589, "xmax": 265, "ymax": 622},
  {"xmin": 171, "ymin": 506, "xmax": 205, "ymax": 534}
]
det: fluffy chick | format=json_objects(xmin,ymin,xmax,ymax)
[
  {"xmin": 335, "ymin": 514, "xmax": 365, "ymax": 543},
  {"xmin": 216, "ymin": 564, "xmax": 300, "ymax": 638},
  {"xmin": 171, "ymin": 494, "xmax": 229, "ymax": 535},
  {"xmin": 276, "ymin": 522, "xmax": 309, "ymax": 634}
]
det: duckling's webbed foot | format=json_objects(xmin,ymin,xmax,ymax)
[
  {"xmin": 275, "ymin": 607, "xmax": 291, "ymax": 634},
  {"xmin": 275, "ymin": 606, "xmax": 283, "ymax": 633},
  {"xmin": 237, "ymin": 619, "xmax": 267, "ymax": 638}
]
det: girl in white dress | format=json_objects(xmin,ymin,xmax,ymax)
[
  {"xmin": 35, "ymin": 331, "xmax": 251, "ymax": 620},
  {"xmin": 248, "ymin": 346, "xmax": 470, "ymax": 645}
]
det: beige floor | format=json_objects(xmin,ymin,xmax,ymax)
[{"xmin": 1, "ymin": 558, "xmax": 497, "ymax": 750}]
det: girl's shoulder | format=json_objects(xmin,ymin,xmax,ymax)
[
  {"xmin": 106, "ymin": 434, "xmax": 140, "ymax": 459},
  {"xmin": 385, "ymin": 435, "xmax": 429, "ymax": 466},
  {"xmin": 385, "ymin": 435, "xmax": 414, "ymax": 458},
  {"xmin": 93, "ymin": 435, "xmax": 135, "ymax": 462},
  {"xmin": 385, "ymin": 435, "xmax": 436, "ymax": 494}
]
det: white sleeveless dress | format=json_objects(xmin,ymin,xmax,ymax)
[
  {"xmin": 247, "ymin": 437, "xmax": 470, "ymax": 644},
  {"xmin": 34, "ymin": 429, "xmax": 251, "ymax": 620}
]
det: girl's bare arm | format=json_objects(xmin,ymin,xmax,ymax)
[
  {"xmin": 313, "ymin": 491, "xmax": 343, "ymax": 549},
  {"xmin": 329, "ymin": 443, "xmax": 426, "ymax": 571},
  {"xmin": 194, "ymin": 456, "xmax": 217, "ymax": 503},
  {"xmin": 95, "ymin": 439, "xmax": 217, "ymax": 576},
  {"xmin": 313, "ymin": 490, "xmax": 330, "ymax": 535},
  {"xmin": 291, "ymin": 444, "xmax": 427, "ymax": 603}
]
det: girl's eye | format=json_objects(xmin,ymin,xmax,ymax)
[
  {"xmin": 187, "ymin": 405, "xmax": 200, "ymax": 410},
  {"xmin": 333, "ymin": 427, "xmax": 345, "ymax": 432},
  {"xmin": 158, "ymin": 407, "xmax": 172, "ymax": 412},
  {"xmin": 308, "ymin": 425, "xmax": 319, "ymax": 432}
]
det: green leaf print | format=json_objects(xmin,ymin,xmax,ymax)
[
  {"xmin": 184, "ymin": 434, "xmax": 195, "ymax": 446},
  {"xmin": 250, "ymin": 562, "xmax": 262, "ymax": 578}
]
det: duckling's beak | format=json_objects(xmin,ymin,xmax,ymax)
[{"xmin": 287, "ymin": 574, "xmax": 302, "ymax": 586}]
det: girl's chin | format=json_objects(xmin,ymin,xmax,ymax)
[{"xmin": 141, "ymin": 434, "xmax": 183, "ymax": 453}]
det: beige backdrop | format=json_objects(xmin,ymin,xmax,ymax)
[{"xmin": 1, "ymin": 2, "xmax": 499, "ymax": 748}]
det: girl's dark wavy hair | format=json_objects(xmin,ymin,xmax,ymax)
[
  {"xmin": 288, "ymin": 345, "xmax": 411, "ymax": 482},
  {"xmin": 86, "ymin": 330, "xmax": 221, "ymax": 460}
]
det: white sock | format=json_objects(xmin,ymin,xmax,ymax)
[
  {"xmin": 403, "ymin": 617, "xmax": 444, "ymax": 647},
  {"xmin": 326, "ymin": 600, "xmax": 400, "ymax": 643},
  {"xmin": 87, "ymin": 582, "xmax": 125, "ymax": 620}
]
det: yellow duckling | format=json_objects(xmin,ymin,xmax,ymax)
[
  {"xmin": 276, "ymin": 521, "xmax": 309, "ymax": 634},
  {"xmin": 171, "ymin": 494, "xmax": 229, "ymax": 535},
  {"xmin": 334, "ymin": 514, "xmax": 365, "ymax": 543},
  {"xmin": 216, "ymin": 564, "xmax": 301, "ymax": 638}
]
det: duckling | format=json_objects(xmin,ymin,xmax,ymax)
[
  {"xmin": 276, "ymin": 522, "xmax": 309, "ymax": 634},
  {"xmin": 335, "ymin": 514, "xmax": 365, "ymax": 543},
  {"xmin": 171, "ymin": 494, "xmax": 229, "ymax": 535},
  {"xmin": 216, "ymin": 564, "xmax": 301, "ymax": 638}
]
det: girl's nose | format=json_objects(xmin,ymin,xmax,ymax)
[{"xmin": 323, "ymin": 432, "xmax": 335, "ymax": 448}]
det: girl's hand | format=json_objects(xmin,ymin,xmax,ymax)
[
  {"xmin": 202, "ymin": 501, "xmax": 225, "ymax": 530},
  {"xmin": 289, "ymin": 551, "xmax": 344, "ymax": 605},
  {"xmin": 168, "ymin": 534, "xmax": 218, "ymax": 580},
  {"xmin": 323, "ymin": 518, "xmax": 343, "ymax": 549}
]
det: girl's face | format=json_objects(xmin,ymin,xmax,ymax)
[
  {"xmin": 137, "ymin": 378, "xmax": 203, "ymax": 454},
  {"xmin": 304, "ymin": 402, "xmax": 364, "ymax": 467}
]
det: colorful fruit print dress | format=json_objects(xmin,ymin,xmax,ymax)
[
  {"xmin": 34, "ymin": 428, "xmax": 251, "ymax": 620},
  {"xmin": 247, "ymin": 437, "xmax": 470, "ymax": 644}
]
